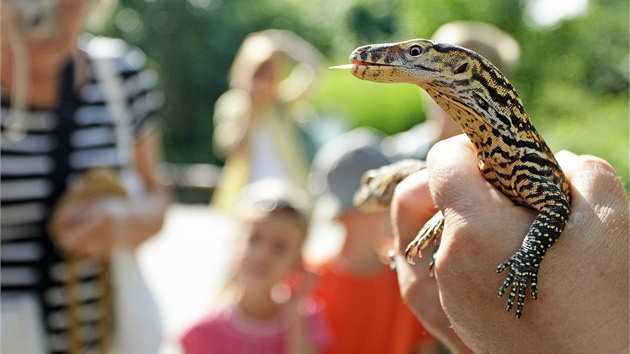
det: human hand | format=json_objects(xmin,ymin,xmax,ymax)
[
  {"xmin": 391, "ymin": 135, "xmax": 629, "ymax": 353},
  {"xmin": 49, "ymin": 168, "xmax": 129, "ymax": 260},
  {"xmin": 52, "ymin": 197, "xmax": 129, "ymax": 260},
  {"xmin": 280, "ymin": 267, "xmax": 318, "ymax": 316},
  {"xmin": 282, "ymin": 268, "xmax": 324, "ymax": 354}
]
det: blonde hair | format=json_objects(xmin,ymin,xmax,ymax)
[
  {"xmin": 229, "ymin": 32, "xmax": 280, "ymax": 90},
  {"xmin": 228, "ymin": 29, "xmax": 324, "ymax": 99}
]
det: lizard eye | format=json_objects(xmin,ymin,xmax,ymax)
[
  {"xmin": 409, "ymin": 45, "xmax": 423, "ymax": 57},
  {"xmin": 454, "ymin": 62, "xmax": 468, "ymax": 74}
]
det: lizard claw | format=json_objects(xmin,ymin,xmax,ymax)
[
  {"xmin": 426, "ymin": 239, "xmax": 441, "ymax": 277},
  {"xmin": 405, "ymin": 244, "xmax": 419, "ymax": 265},
  {"xmin": 497, "ymin": 253, "xmax": 538, "ymax": 318},
  {"xmin": 405, "ymin": 211, "xmax": 445, "ymax": 265}
]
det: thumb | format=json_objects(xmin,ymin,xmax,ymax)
[{"xmin": 427, "ymin": 135, "xmax": 513, "ymax": 217}]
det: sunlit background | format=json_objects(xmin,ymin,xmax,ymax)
[
  {"xmin": 96, "ymin": 0, "xmax": 629, "ymax": 200},
  {"xmin": 90, "ymin": 1, "xmax": 629, "ymax": 352}
]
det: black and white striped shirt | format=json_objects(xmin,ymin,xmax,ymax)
[{"xmin": 1, "ymin": 35, "xmax": 163, "ymax": 353}]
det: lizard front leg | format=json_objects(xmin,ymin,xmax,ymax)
[{"xmin": 405, "ymin": 210, "xmax": 444, "ymax": 273}]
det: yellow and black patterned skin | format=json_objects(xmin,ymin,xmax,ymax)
[{"xmin": 348, "ymin": 39, "xmax": 571, "ymax": 318}]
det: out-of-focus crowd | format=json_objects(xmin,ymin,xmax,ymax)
[{"xmin": 2, "ymin": 1, "xmax": 628, "ymax": 354}]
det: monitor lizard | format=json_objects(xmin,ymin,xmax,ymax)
[{"xmin": 342, "ymin": 39, "xmax": 571, "ymax": 319}]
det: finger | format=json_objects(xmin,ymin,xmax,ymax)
[
  {"xmin": 553, "ymin": 150, "xmax": 629, "ymax": 266},
  {"xmin": 555, "ymin": 150, "xmax": 627, "ymax": 205},
  {"xmin": 58, "ymin": 228, "xmax": 93, "ymax": 258},
  {"xmin": 390, "ymin": 168, "xmax": 436, "ymax": 255},
  {"xmin": 426, "ymin": 135, "xmax": 513, "ymax": 215},
  {"xmin": 293, "ymin": 269, "xmax": 317, "ymax": 298},
  {"xmin": 58, "ymin": 219, "xmax": 112, "ymax": 260},
  {"xmin": 389, "ymin": 168, "xmax": 448, "ymax": 331}
]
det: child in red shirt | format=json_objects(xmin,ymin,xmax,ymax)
[{"xmin": 308, "ymin": 128, "xmax": 439, "ymax": 354}]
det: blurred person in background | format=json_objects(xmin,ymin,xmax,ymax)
[
  {"xmin": 307, "ymin": 128, "xmax": 440, "ymax": 354},
  {"xmin": 1, "ymin": 0, "xmax": 169, "ymax": 352},
  {"xmin": 212, "ymin": 29, "xmax": 324, "ymax": 213},
  {"xmin": 180, "ymin": 179, "xmax": 330, "ymax": 354}
]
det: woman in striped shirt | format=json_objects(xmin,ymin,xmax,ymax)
[{"xmin": 1, "ymin": 0, "xmax": 169, "ymax": 352}]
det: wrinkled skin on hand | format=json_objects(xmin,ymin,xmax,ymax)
[{"xmin": 391, "ymin": 135, "xmax": 629, "ymax": 354}]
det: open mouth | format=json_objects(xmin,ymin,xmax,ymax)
[
  {"xmin": 350, "ymin": 59, "xmax": 391, "ymax": 67},
  {"xmin": 329, "ymin": 60, "xmax": 391, "ymax": 70}
]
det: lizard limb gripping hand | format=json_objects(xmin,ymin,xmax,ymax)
[{"xmin": 347, "ymin": 39, "xmax": 571, "ymax": 319}]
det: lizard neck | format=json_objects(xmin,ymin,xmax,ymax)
[{"xmin": 423, "ymin": 80, "xmax": 547, "ymax": 164}]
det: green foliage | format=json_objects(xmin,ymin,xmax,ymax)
[
  {"xmin": 312, "ymin": 69, "xmax": 425, "ymax": 135},
  {"xmin": 96, "ymin": 0, "xmax": 629, "ymax": 189}
]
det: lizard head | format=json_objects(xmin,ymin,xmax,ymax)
[
  {"xmin": 348, "ymin": 38, "xmax": 490, "ymax": 87},
  {"xmin": 347, "ymin": 39, "xmax": 532, "ymax": 148}
]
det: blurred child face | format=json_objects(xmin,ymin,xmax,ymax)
[
  {"xmin": 238, "ymin": 213, "xmax": 305, "ymax": 290},
  {"xmin": 248, "ymin": 55, "xmax": 285, "ymax": 105},
  {"xmin": 339, "ymin": 209, "xmax": 393, "ymax": 239},
  {"xmin": 249, "ymin": 69, "xmax": 276, "ymax": 105},
  {"xmin": 339, "ymin": 209, "xmax": 394, "ymax": 257}
]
